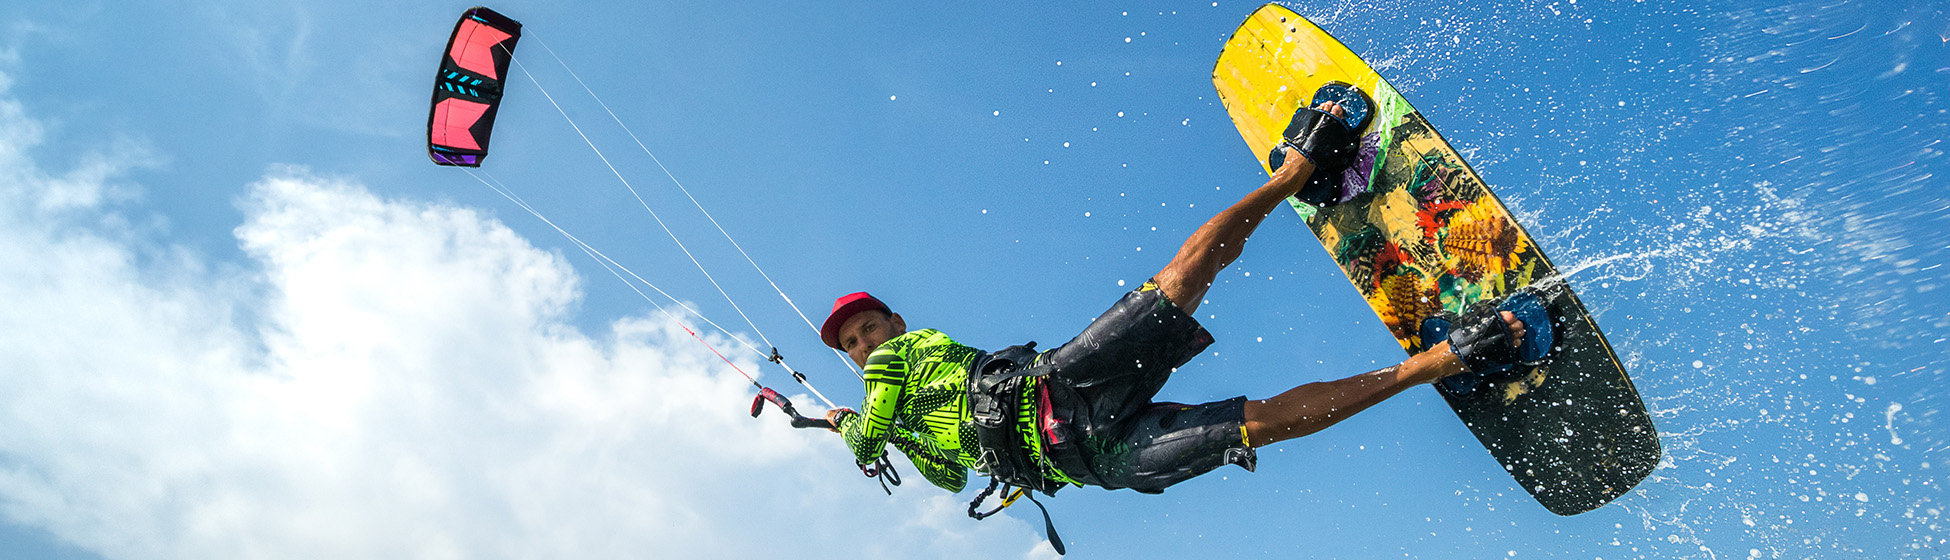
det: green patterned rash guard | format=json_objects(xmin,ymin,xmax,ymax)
[{"xmin": 835, "ymin": 329, "xmax": 1073, "ymax": 491}]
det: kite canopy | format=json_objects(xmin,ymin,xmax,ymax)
[{"xmin": 427, "ymin": 6, "xmax": 522, "ymax": 167}]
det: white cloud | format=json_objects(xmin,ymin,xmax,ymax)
[{"xmin": 0, "ymin": 80, "xmax": 1055, "ymax": 559}]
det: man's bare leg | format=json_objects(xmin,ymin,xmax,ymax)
[
  {"xmin": 1151, "ymin": 103, "xmax": 1343, "ymax": 316},
  {"xmin": 1244, "ymin": 305, "xmax": 1529, "ymax": 447},
  {"xmin": 1142, "ymin": 103, "xmax": 1527, "ymax": 447},
  {"xmin": 1242, "ymin": 344, "xmax": 1461, "ymax": 447}
]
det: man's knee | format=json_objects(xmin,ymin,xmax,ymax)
[
  {"xmin": 1152, "ymin": 263, "xmax": 1212, "ymax": 313},
  {"xmin": 1149, "ymin": 268, "xmax": 1193, "ymax": 311}
]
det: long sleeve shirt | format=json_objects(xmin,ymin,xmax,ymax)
[{"xmin": 834, "ymin": 329, "xmax": 1071, "ymax": 491}]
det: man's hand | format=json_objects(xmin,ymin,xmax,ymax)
[{"xmin": 823, "ymin": 408, "xmax": 854, "ymax": 433}]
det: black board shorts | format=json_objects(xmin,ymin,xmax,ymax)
[{"xmin": 1036, "ymin": 282, "xmax": 1257, "ymax": 493}]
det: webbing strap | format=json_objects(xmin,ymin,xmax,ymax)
[
  {"xmin": 1022, "ymin": 490, "xmax": 1066, "ymax": 555},
  {"xmin": 967, "ymin": 480, "xmax": 1066, "ymax": 555}
]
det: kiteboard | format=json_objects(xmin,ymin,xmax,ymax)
[{"xmin": 1211, "ymin": 4, "xmax": 1660, "ymax": 515}]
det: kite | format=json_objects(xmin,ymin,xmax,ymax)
[{"xmin": 427, "ymin": 6, "xmax": 521, "ymax": 167}]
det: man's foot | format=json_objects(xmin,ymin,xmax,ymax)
[
  {"xmin": 1268, "ymin": 101, "xmax": 1351, "ymax": 174},
  {"xmin": 1268, "ymin": 83, "xmax": 1373, "ymax": 207},
  {"xmin": 1266, "ymin": 101, "xmax": 1348, "ymax": 195},
  {"xmin": 1420, "ymin": 289, "xmax": 1554, "ymax": 394},
  {"xmin": 1309, "ymin": 81, "xmax": 1374, "ymax": 132}
]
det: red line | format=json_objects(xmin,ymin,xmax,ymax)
[{"xmin": 679, "ymin": 323, "xmax": 757, "ymax": 384}]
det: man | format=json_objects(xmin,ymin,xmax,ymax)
[{"xmin": 820, "ymin": 102, "xmax": 1537, "ymax": 497}]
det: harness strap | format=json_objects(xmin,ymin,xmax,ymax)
[
  {"xmin": 1021, "ymin": 490, "xmax": 1066, "ymax": 555},
  {"xmin": 966, "ymin": 479, "xmax": 1066, "ymax": 555}
]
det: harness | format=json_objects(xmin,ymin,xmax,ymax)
[
  {"xmin": 966, "ymin": 342, "xmax": 1061, "ymax": 492},
  {"xmin": 965, "ymin": 341, "xmax": 1067, "ymax": 555}
]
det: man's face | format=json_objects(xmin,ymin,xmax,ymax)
[{"xmin": 837, "ymin": 310, "xmax": 906, "ymax": 368}]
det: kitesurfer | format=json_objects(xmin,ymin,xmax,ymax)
[{"xmin": 820, "ymin": 102, "xmax": 1538, "ymax": 497}]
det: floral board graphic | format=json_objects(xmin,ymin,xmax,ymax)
[{"xmin": 1307, "ymin": 112, "xmax": 1545, "ymax": 351}]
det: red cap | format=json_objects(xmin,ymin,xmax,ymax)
[{"xmin": 820, "ymin": 292, "xmax": 890, "ymax": 349}]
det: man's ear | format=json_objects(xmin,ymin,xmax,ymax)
[{"xmin": 888, "ymin": 312, "xmax": 907, "ymax": 334}]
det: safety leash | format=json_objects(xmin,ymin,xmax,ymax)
[{"xmin": 967, "ymin": 479, "xmax": 1066, "ymax": 555}]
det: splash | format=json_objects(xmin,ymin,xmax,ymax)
[
  {"xmin": 1306, "ymin": 0, "xmax": 1950, "ymax": 556},
  {"xmin": 1884, "ymin": 403, "xmax": 1904, "ymax": 446}
]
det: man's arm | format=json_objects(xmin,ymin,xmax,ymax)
[
  {"xmin": 836, "ymin": 349, "xmax": 908, "ymax": 465},
  {"xmin": 886, "ymin": 429, "xmax": 968, "ymax": 492}
]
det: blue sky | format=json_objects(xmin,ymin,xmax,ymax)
[{"xmin": 0, "ymin": 0, "xmax": 1944, "ymax": 558}]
